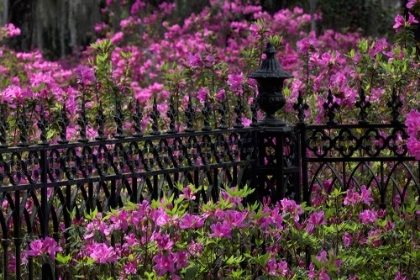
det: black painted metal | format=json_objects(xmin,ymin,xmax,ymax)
[{"xmin": 0, "ymin": 42, "xmax": 419, "ymax": 277}]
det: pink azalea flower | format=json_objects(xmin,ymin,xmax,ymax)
[
  {"xmin": 4, "ymin": 23, "xmax": 21, "ymax": 37},
  {"xmin": 153, "ymin": 253, "xmax": 176, "ymax": 276},
  {"xmin": 156, "ymin": 233, "xmax": 174, "ymax": 250},
  {"xmin": 360, "ymin": 185, "xmax": 374, "ymax": 206},
  {"xmin": 74, "ymin": 65, "xmax": 95, "ymax": 84},
  {"xmin": 407, "ymin": 0, "xmax": 419, "ymax": 9},
  {"xmin": 343, "ymin": 232, "xmax": 353, "ymax": 247},
  {"xmin": 281, "ymin": 198, "xmax": 304, "ymax": 222},
  {"xmin": 209, "ymin": 222, "xmax": 232, "ymax": 238},
  {"xmin": 111, "ymin": 31, "xmax": 124, "ymax": 44},
  {"xmin": 124, "ymin": 260, "xmax": 137, "ymax": 275},
  {"xmin": 395, "ymin": 271, "xmax": 408, "ymax": 280},
  {"xmin": 407, "ymin": 137, "xmax": 420, "ymax": 160},
  {"xmin": 25, "ymin": 240, "xmax": 45, "ymax": 258},
  {"xmin": 393, "ymin": 14, "xmax": 406, "ymax": 31},
  {"xmin": 26, "ymin": 237, "xmax": 62, "ymax": 260},
  {"xmin": 344, "ymin": 188, "xmax": 361, "ymax": 206},
  {"xmin": 153, "ymin": 208, "xmax": 171, "ymax": 226},
  {"xmin": 89, "ymin": 243, "xmax": 118, "ymax": 263},
  {"xmin": 393, "ymin": 13, "xmax": 419, "ymax": 32},
  {"xmin": 408, "ymin": 12, "xmax": 419, "ymax": 24},
  {"xmin": 306, "ymin": 211, "xmax": 326, "ymax": 234},
  {"xmin": 405, "ymin": 109, "xmax": 420, "ymax": 137},
  {"xmin": 174, "ymin": 251, "xmax": 190, "ymax": 269},
  {"xmin": 187, "ymin": 53, "xmax": 202, "ymax": 67},
  {"xmin": 110, "ymin": 209, "xmax": 129, "ymax": 231},
  {"xmin": 359, "ymin": 209, "xmax": 378, "ymax": 224},
  {"xmin": 228, "ymin": 73, "xmax": 244, "ymax": 95},
  {"xmin": 179, "ymin": 213, "xmax": 204, "ymax": 229}
]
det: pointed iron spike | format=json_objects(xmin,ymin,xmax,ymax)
[
  {"xmin": 250, "ymin": 92, "xmax": 259, "ymax": 127},
  {"xmin": 95, "ymin": 101, "xmax": 107, "ymax": 140},
  {"xmin": 184, "ymin": 94, "xmax": 195, "ymax": 132},
  {"xmin": 388, "ymin": 87, "xmax": 402, "ymax": 124},
  {"xmin": 38, "ymin": 105, "xmax": 50, "ymax": 145},
  {"xmin": 323, "ymin": 89, "xmax": 338, "ymax": 126},
  {"xmin": 77, "ymin": 101, "xmax": 89, "ymax": 143},
  {"xmin": 58, "ymin": 104, "xmax": 70, "ymax": 144},
  {"xmin": 218, "ymin": 94, "xmax": 228, "ymax": 130},
  {"xmin": 293, "ymin": 90, "xmax": 308, "ymax": 124},
  {"xmin": 150, "ymin": 97, "xmax": 161, "ymax": 135},
  {"xmin": 0, "ymin": 104, "xmax": 8, "ymax": 148},
  {"xmin": 166, "ymin": 96, "xmax": 178, "ymax": 134},
  {"xmin": 202, "ymin": 95, "xmax": 212, "ymax": 131},
  {"xmin": 233, "ymin": 95, "xmax": 244, "ymax": 128},
  {"xmin": 132, "ymin": 99, "xmax": 143, "ymax": 137},
  {"xmin": 18, "ymin": 104, "xmax": 30, "ymax": 147},
  {"xmin": 356, "ymin": 87, "xmax": 370, "ymax": 125},
  {"xmin": 114, "ymin": 100, "xmax": 125, "ymax": 139}
]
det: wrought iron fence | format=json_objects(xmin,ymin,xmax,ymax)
[
  {"xmin": 295, "ymin": 88, "xmax": 420, "ymax": 209},
  {"xmin": 0, "ymin": 42, "xmax": 419, "ymax": 278}
]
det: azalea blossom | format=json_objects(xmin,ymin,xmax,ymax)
[
  {"xmin": 74, "ymin": 65, "xmax": 96, "ymax": 84},
  {"xmin": 407, "ymin": 0, "xmax": 419, "ymax": 9},
  {"xmin": 26, "ymin": 237, "xmax": 62, "ymax": 261},
  {"xmin": 89, "ymin": 243, "xmax": 118, "ymax": 263},
  {"xmin": 393, "ymin": 12, "xmax": 419, "ymax": 32}
]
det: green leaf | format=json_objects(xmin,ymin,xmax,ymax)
[
  {"xmin": 184, "ymin": 265, "xmax": 199, "ymax": 279},
  {"xmin": 255, "ymin": 252, "xmax": 270, "ymax": 266},
  {"xmin": 56, "ymin": 253, "xmax": 71, "ymax": 264}
]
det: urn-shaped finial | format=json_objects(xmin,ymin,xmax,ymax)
[{"xmin": 249, "ymin": 42, "xmax": 293, "ymax": 126}]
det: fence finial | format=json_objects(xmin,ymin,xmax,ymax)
[
  {"xmin": 293, "ymin": 90, "xmax": 308, "ymax": 124},
  {"xmin": 77, "ymin": 102, "xmax": 89, "ymax": 142},
  {"xmin": 132, "ymin": 99, "xmax": 143, "ymax": 137},
  {"xmin": 202, "ymin": 95, "xmax": 212, "ymax": 131},
  {"xmin": 323, "ymin": 89, "xmax": 339, "ymax": 125},
  {"xmin": 0, "ymin": 104, "xmax": 9, "ymax": 147},
  {"xmin": 233, "ymin": 95, "xmax": 244, "ymax": 128},
  {"xmin": 38, "ymin": 105, "xmax": 50, "ymax": 145},
  {"xmin": 95, "ymin": 102, "xmax": 107, "ymax": 140},
  {"xmin": 250, "ymin": 93, "xmax": 259, "ymax": 127},
  {"xmin": 167, "ymin": 96, "xmax": 178, "ymax": 134},
  {"xmin": 58, "ymin": 104, "xmax": 70, "ymax": 144},
  {"xmin": 356, "ymin": 87, "xmax": 371, "ymax": 125},
  {"xmin": 387, "ymin": 87, "xmax": 402, "ymax": 124},
  {"xmin": 248, "ymin": 42, "xmax": 293, "ymax": 126},
  {"xmin": 150, "ymin": 97, "xmax": 161, "ymax": 135},
  {"xmin": 114, "ymin": 100, "xmax": 125, "ymax": 139},
  {"xmin": 17, "ymin": 104, "xmax": 30, "ymax": 146},
  {"xmin": 218, "ymin": 94, "xmax": 228, "ymax": 129}
]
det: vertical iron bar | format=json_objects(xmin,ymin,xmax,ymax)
[
  {"xmin": 111, "ymin": 180, "xmax": 116, "ymax": 210},
  {"xmin": 132, "ymin": 100, "xmax": 143, "ymax": 137},
  {"xmin": 0, "ymin": 104, "xmax": 9, "ymax": 148},
  {"xmin": 77, "ymin": 102, "xmax": 89, "ymax": 143},
  {"xmin": 343, "ymin": 161, "xmax": 346, "ymax": 191},
  {"xmin": 294, "ymin": 130, "xmax": 301, "ymax": 204},
  {"xmin": 41, "ymin": 146, "xmax": 50, "ymax": 279},
  {"xmin": 153, "ymin": 175, "xmax": 158, "ymax": 200},
  {"xmin": 2, "ymin": 239, "xmax": 10, "ymax": 280},
  {"xmin": 301, "ymin": 124, "xmax": 309, "ymax": 205},
  {"xmin": 131, "ymin": 177, "xmax": 138, "ymax": 203},
  {"xmin": 88, "ymin": 182, "xmax": 94, "ymax": 213},
  {"xmin": 13, "ymin": 190, "xmax": 21, "ymax": 280},
  {"xmin": 58, "ymin": 105, "xmax": 70, "ymax": 144},
  {"xmin": 380, "ymin": 161, "xmax": 386, "ymax": 209},
  {"xmin": 278, "ymin": 135, "xmax": 285, "ymax": 201}
]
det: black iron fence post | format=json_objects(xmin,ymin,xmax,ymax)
[{"xmin": 249, "ymin": 42, "xmax": 299, "ymax": 204}]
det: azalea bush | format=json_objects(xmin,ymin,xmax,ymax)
[
  {"xmin": 19, "ymin": 184, "xmax": 420, "ymax": 279},
  {"xmin": 1, "ymin": 0, "xmax": 420, "ymax": 279},
  {"xmin": 0, "ymin": 0, "xmax": 418, "ymax": 144}
]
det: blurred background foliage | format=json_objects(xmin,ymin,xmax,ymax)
[{"xmin": 0, "ymin": 0, "xmax": 411, "ymax": 60}]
